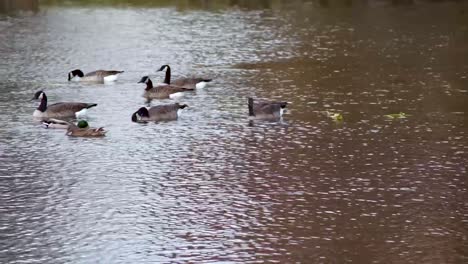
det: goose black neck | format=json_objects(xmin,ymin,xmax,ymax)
[
  {"xmin": 38, "ymin": 94, "xmax": 47, "ymax": 112},
  {"xmin": 163, "ymin": 65, "xmax": 171, "ymax": 85},
  {"xmin": 248, "ymin": 98, "xmax": 255, "ymax": 116},
  {"xmin": 145, "ymin": 79, "xmax": 154, "ymax": 91}
]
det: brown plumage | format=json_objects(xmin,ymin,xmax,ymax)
[
  {"xmin": 66, "ymin": 124, "xmax": 106, "ymax": 137},
  {"xmin": 248, "ymin": 97, "xmax": 287, "ymax": 120},
  {"xmin": 157, "ymin": 64, "xmax": 212, "ymax": 88},
  {"xmin": 131, "ymin": 103, "xmax": 188, "ymax": 123},
  {"xmin": 32, "ymin": 91, "xmax": 97, "ymax": 119},
  {"xmin": 138, "ymin": 76, "xmax": 193, "ymax": 99},
  {"xmin": 68, "ymin": 69, "xmax": 124, "ymax": 83}
]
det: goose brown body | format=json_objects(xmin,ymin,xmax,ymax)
[
  {"xmin": 68, "ymin": 69, "xmax": 124, "ymax": 83},
  {"xmin": 138, "ymin": 76, "xmax": 194, "ymax": 99},
  {"xmin": 32, "ymin": 91, "xmax": 97, "ymax": 119},
  {"xmin": 157, "ymin": 64, "xmax": 211, "ymax": 89},
  {"xmin": 131, "ymin": 103, "xmax": 188, "ymax": 122},
  {"xmin": 248, "ymin": 97, "xmax": 287, "ymax": 120}
]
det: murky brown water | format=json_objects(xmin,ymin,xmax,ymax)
[{"xmin": 0, "ymin": 0, "xmax": 467, "ymax": 263}]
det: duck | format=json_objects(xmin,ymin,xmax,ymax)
[
  {"xmin": 66, "ymin": 120, "xmax": 106, "ymax": 137},
  {"xmin": 131, "ymin": 103, "xmax": 188, "ymax": 123},
  {"xmin": 68, "ymin": 69, "xmax": 124, "ymax": 83},
  {"xmin": 157, "ymin": 64, "xmax": 212, "ymax": 89},
  {"xmin": 42, "ymin": 118, "xmax": 71, "ymax": 129},
  {"xmin": 138, "ymin": 76, "xmax": 194, "ymax": 99},
  {"xmin": 248, "ymin": 97, "xmax": 287, "ymax": 120},
  {"xmin": 32, "ymin": 91, "xmax": 97, "ymax": 119}
]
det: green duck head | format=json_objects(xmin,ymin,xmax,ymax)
[{"xmin": 77, "ymin": 120, "xmax": 89, "ymax": 128}]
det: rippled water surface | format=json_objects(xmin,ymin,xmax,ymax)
[{"xmin": 1, "ymin": 1, "xmax": 467, "ymax": 263}]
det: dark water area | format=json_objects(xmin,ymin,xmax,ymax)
[{"xmin": 0, "ymin": 0, "xmax": 467, "ymax": 263}]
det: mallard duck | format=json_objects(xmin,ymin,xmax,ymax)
[
  {"xmin": 157, "ymin": 64, "xmax": 212, "ymax": 89},
  {"xmin": 138, "ymin": 76, "xmax": 194, "ymax": 99},
  {"xmin": 68, "ymin": 69, "xmax": 124, "ymax": 83},
  {"xmin": 131, "ymin": 103, "xmax": 188, "ymax": 123},
  {"xmin": 66, "ymin": 120, "xmax": 106, "ymax": 137},
  {"xmin": 248, "ymin": 97, "xmax": 287, "ymax": 120},
  {"xmin": 32, "ymin": 91, "xmax": 97, "ymax": 119},
  {"xmin": 42, "ymin": 118, "xmax": 71, "ymax": 129}
]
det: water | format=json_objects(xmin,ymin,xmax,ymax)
[{"xmin": 0, "ymin": 1, "xmax": 467, "ymax": 263}]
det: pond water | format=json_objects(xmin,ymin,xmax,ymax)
[{"xmin": 0, "ymin": 1, "xmax": 467, "ymax": 263}]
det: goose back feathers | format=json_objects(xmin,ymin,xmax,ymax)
[
  {"xmin": 68, "ymin": 69, "xmax": 124, "ymax": 83},
  {"xmin": 32, "ymin": 91, "xmax": 97, "ymax": 119},
  {"xmin": 131, "ymin": 103, "xmax": 188, "ymax": 122},
  {"xmin": 138, "ymin": 76, "xmax": 194, "ymax": 99},
  {"xmin": 157, "ymin": 65, "xmax": 212, "ymax": 89},
  {"xmin": 248, "ymin": 97, "xmax": 287, "ymax": 120}
]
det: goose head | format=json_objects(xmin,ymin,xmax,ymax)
[
  {"xmin": 68, "ymin": 69, "xmax": 84, "ymax": 81},
  {"xmin": 157, "ymin": 65, "xmax": 170, "ymax": 72},
  {"xmin": 131, "ymin": 107, "xmax": 150, "ymax": 122},
  {"xmin": 32, "ymin": 90, "xmax": 46, "ymax": 100},
  {"xmin": 138, "ymin": 76, "xmax": 151, "ymax": 84}
]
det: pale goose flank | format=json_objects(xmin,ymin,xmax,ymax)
[
  {"xmin": 131, "ymin": 103, "xmax": 188, "ymax": 123},
  {"xmin": 248, "ymin": 97, "xmax": 287, "ymax": 120},
  {"xmin": 157, "ymin": 64, "xmax": 212, "ymax": 89},
  {"xmin": 138, "ymin": 76, "xmax": 194, "ymax": 99},
  {"xmin": 32, "ymin": 91, "xmax": 97, "ymax": 119},
  {"xmin": 68, "ymin": 69, "xmax": 124, "ymax": 83}
]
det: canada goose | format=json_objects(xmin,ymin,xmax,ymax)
[
  {"xmin": 248, "ymin": 97, "xmax": 287, "ymax": 120},
  {"xmin": 157, "ymin": 64, "xmax": 212, "ymax": 89},
  {"xmin": 131, "ymin": 103, "xmax": 188, "ymax": 123},
  {"xmin": 32, "ymin": 91, "xmax": 97, "ymax": 119},
  {"xmin": 68, "ymin": 69, "xmax": 124, "ymax": 83},
  {"xmin": 66, "ymin": 120, "xmax": 106, "ymax": 137},
  {"xmin": 138, "ymin": 76, "xmax": 194, "ymax": 99}
]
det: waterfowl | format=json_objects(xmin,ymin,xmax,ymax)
[
  {"xmin": 32, "ymin": 91, "xmax": 97, "ymax": 119},
  {"xmin": 248, "ymin": 97, "xmax": 287, "ymax": 120},
  {"xmin": 42, "ymin": 118, "xmax": 71, "ymax": 129},
  {"xmin": 157, "ymin": 64, "xmax": 212, "ymax": 89},
  {"xmin": 68, "ymin": 69, "xmax": 124, "ymax": 83},
  {"xmin": 66, "ymin": 120, "xmax": 106, "ymax": 137},
  {"xmin": 131, "ymin": 103, "xmax": 188, "ymax": 123},
  {"xmin": 138, "ymin": 76, "xmax": 194, "ymax": 99}
]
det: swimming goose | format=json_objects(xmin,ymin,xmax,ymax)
[
  {"xmin": 68, "ymin": 69, "xmax": 124, "ymax": 83},
  {"xmin": 138, "ymin": 76, "xmax": 194, "ymax": 99},
  {"xmin": 66, "ymin": 120, "xmax": 106, "ymax": 137},
  {"xmin": 248, "ymin": 97, "xmax": 287, "ymax": 120},
  {"xmin": 32, "ymin": 91, "xmax": 97, "ymax": 119},
  {"xmin": 131, "ymin": 103, "xmax": 188, "ymax": 123},
  {"xmin": 157, "ymin": 64, "xmax": 212, "ymax": 89}
]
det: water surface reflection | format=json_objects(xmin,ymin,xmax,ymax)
[{"xmin": 0, "ymin": 0, "xmax": 467, "ymax": 263}]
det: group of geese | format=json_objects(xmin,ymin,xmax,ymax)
[{"xmin": 32, "ymin": 64, "xmax": 288, "ymax": 137}]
